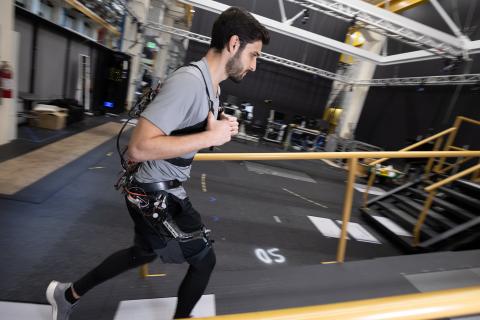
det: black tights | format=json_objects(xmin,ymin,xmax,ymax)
[{"xmin": 73, "ymin": 245, "xmax": 216, "ymax": 319}]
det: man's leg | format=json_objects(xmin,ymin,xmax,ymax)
[
  {"xmin": 174, "ymin": 244, "xmax": 216, "ymax": 319},
  {"xmin": 46, "ymin": 245, "xmax": 156, "ymax": 320},
  {"xmin": 72, "ymin": 245, "xmax": 157, "ymax": 296}
]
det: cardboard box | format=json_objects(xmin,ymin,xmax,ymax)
[{"xmin": 30, "ymin": 105, "xmax": 68, "ymax": 130}]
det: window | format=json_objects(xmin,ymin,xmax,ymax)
[
  {"xmin": 84, "ymin": 22, "xmax": 94, "ymax": 38},
  {"xmin": 39, "ymin": 0, "xmax": 53, "ymax": 20},
  {"xmin": 64, "ymin": 11, "xmax": 76, "ymax": 30}
]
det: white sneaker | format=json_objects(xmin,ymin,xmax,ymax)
[{"xmin": 46, "ymin": 281, "xmax": 77, "ymax": 320}]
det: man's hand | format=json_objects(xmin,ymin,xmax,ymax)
[
  {"xmin": 220, "ymin": 113, "xmax": 239, "ymax": 136},
  {"xmin": 206, "ymin": 112, "xmax": 232, "ymax": 146}
]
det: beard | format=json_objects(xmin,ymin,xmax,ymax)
[{"xmin": 226, "ymin": 49, "xmax": 247, "ymax": 83}]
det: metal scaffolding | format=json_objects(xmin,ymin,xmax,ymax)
[
  {"xmin": 358, "ymin": 74, "xmax": 480, "ymax": 86},
  {"xmin": 179, "ymin": 0, "xmax": 480, "ymax": 65},
  {"xmin": 146, "ymin": 23, "xmax": 351, "ymax": 83},
  {"xmin": 146, "ymin": 22, "xmax": 480, "ymax": 87},
  {"xmin": 284, "ymin": 0, "xmax": 464, "ymax": 59}
]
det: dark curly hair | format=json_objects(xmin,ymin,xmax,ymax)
[{"xmin": 210, "ymin": 7, "xmax": 270, "ymax": 52}]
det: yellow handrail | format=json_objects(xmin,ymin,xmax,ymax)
[
  {"xmin": 194, "ymin": 151, "xmax": 479, "ymax": 161},
  {"xmin": 435, "ymin": 116, "xmax": 466, "ymax": 172},
  {"xmin": 425, "ymin": 163, "xmax": 480, "ymax": 192},
  {"xmin": 368, "ymin": 127, "xmax": 456, "ymax": 166},
  {"xmin": 438, "ymin": 156, "xmax": 475, "ymax": 174},
  {"xmin": 192, "ymin": 286, "xmax": 480, "ymax": 320},
  {"xmin": 448, "ymin": 146, "xmax": 467, "ymax": 151},
  {"xmin": 458, "ymin": 116, "xmax": 480, "ymax": 126}
]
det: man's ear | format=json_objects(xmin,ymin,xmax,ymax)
[{"xmin": 227, "ymin": 35, "xmax": 240, "ymax": 54}]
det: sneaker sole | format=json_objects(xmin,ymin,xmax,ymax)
[{"xmin": 46, "ymin": 280, "xmax": 59, "ymax": 320}]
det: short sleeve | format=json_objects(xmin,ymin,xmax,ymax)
[{"xmin": 141, "ymin": 71, "xmax": 203, "ymax": 135}]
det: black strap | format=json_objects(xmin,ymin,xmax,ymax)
[
  {"xmin": 132, "ymin": 179, "xmax": 182, "ymax": 192},
  {"xmin": 188, "ymin": 63, "xmax": 214, "ymax": 113},
  {"xmin": 164, "ymin": 157, "xmax": 194, "ymax": 167},
  {"xmin": 164, "ymin": 63, "xmax": 214, "ymax": 167}
]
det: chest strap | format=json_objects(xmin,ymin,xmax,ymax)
[{"xmin": 164, "ymin": 63, "xmax": 213, "ymax": 167}]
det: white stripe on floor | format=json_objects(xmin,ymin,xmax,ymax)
[
  {"xmin": 114, "ymin": 294, "xmax": 215, "ymax": 320},
  {"xmin": 353, "ymin": 183, "xmax": 386, "ymax": 196},
  {"xmin": 308, "ymin": 216, "xmax": 344, "ymax": 239},
  {"xmin": 0, "ymin": 294, "xmax": 215, "ymax": 320},
  {"xmin": 0, "ymin": 301, "xmax": 50, "ymax": 320},
  {"xmin": 337, "ymin": 220, "xmax": 381, "ymax": 244},
  {"xmin": 245, "ymin": 162, "xmax": 317, "ymax": 183},
  {"xmin": 283, "ymin": 188, "xmax": 328, "ymax": 208},
  {"xmin": 273, "ymin": 216, "xmax": 282, "ymax": 223},
  {"xmin": 372, "ymin": 215, "xmax": 413, "ymax": 237}
]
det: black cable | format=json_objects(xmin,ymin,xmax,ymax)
[{"xmin": 116, "ymin": 82, "xmax": 161, "ymax": 170}]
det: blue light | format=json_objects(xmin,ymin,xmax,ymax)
[{"xmin": 104, "ymin": 101, "xmax": 114, "ymax": 108}]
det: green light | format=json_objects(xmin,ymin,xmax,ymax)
[{"xmin": 147, "ymin": 41, "xmax": 156, "ymax": 49}]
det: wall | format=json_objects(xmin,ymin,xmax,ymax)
[
  {"xmin": 0, "ymin": 0, "xmax": 17, "ymax": 145},
  {"xmin": 355, "ymin": 85, "xmax": 480, "ymax": 151},
  {"xmin": 14, "ymin": 7, "xmax": 114, "ymax": 113},
  {"xmin": 357, "ymin": 0, "xmax": 480, "ymax": 151}
]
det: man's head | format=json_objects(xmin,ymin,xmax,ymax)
[{"xmin": 210, "ymin": 7, "xmax": 270, "ymax": 83}]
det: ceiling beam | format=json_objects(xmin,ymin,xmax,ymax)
[{"xmin": 179, "ymin": 0, "xmax": 476, "ymax": 65}]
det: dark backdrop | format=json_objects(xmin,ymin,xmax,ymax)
[
  {"xmin": 185, "ymin": 0, "xmax": 479, "ymax": 149},
  {"xmin": 185, "ymin": 0, "xmax": 349, "ymax": 125}
]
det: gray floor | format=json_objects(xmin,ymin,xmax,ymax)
[{"xmin": 1, "ymin": 122, "xmax": 479, "ymax": 319}]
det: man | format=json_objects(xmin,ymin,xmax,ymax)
[{"xmin": 46, "ymin": 6, "xmax": 269, "ymax": 320}]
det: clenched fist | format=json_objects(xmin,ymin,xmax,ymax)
[{"xmin": 206, "ymin": 112, "xmax": 232, "ymax": 146}]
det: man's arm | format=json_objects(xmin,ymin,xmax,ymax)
[{"xmin": 127, "ymin": 112, "xmax": 232, "ymax": 163}]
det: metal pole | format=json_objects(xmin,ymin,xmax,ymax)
[
  {"xmin": 336, "ymin": 157, "xmax": 357, "ymax": 263},
  {"xmin": 429, "ymin": 0, "xmax": 469, "ymax": 41}
]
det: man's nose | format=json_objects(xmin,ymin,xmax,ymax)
[{"xmin": 250, "ymin": 60, "xmax": 257, "ymax": 72}]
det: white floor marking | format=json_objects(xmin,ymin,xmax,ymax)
[
  {"xmin": 336, "ymin": 220, "xmax": 381, "ymax": 244},
  {"xmin": 372, "ymin": 215, "xmax": 413, "ymax": 237},
  {"xmin": 307, "ymin": 216, "xmax": 344, "ymax": 239},
  {"xmin": 0, "ymin": 295, "xmax": 216, "ymax": 320},
  {"xmin": 254, "ymin": 248, "xmax": 286, "ymax": 264},
  {"xmin": 353, "ymin": 183, "xmax": 386, "ymax": 196},
  {"xmin": 245, "ymin": 162, "xmax": 317, "ymax": 183},
  {"xmin": 283, "ymin": 188, "xmax": 328, "ymax": 208},
  {"xmin": 273, "ymin": 216, "xmax": 282, "ymax": 223},
  {"xmin": 114, "ymin": 294, "xmax": 215, "ymax": 320},
  {"xmin": 0, "ymin": 301, "xmax": 51, "ymax": 320}
]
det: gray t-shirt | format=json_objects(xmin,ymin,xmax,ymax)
[{"xmin": 134, "ymin": 58, "xmax": 220, "ymax": 199}]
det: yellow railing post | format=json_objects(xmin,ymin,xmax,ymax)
[
  {"xmin": 472, "ymin": 159, "xmax": 480, "ymax": 181},
  {"xmin": 140, "ymin": 264, "xmax": 149, "ymax": 278},
  {"xmin": 363, "ymin": 169, "xmax": 376, "ymax": 207},
  {"xmin": 435, "ymin": 116, "xmax": 463, "ymax": 172},
  {"xmin": 139, "ymin": 264, "xmax": 166, "ymax": 278},
  {"xmin": 439, "ymin": 156, "xmax": 474, "ymax": 175},
  {"xmin": 424, "ymin": 137, "xmax": 444, "ymax": 176},
  {"xmin": 336, "ymin": 158, "xmax": 357, "ymax": 263},
  {"xmin": 413, "ymin": 190, "xmax": 436, "ymax": 246}
]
